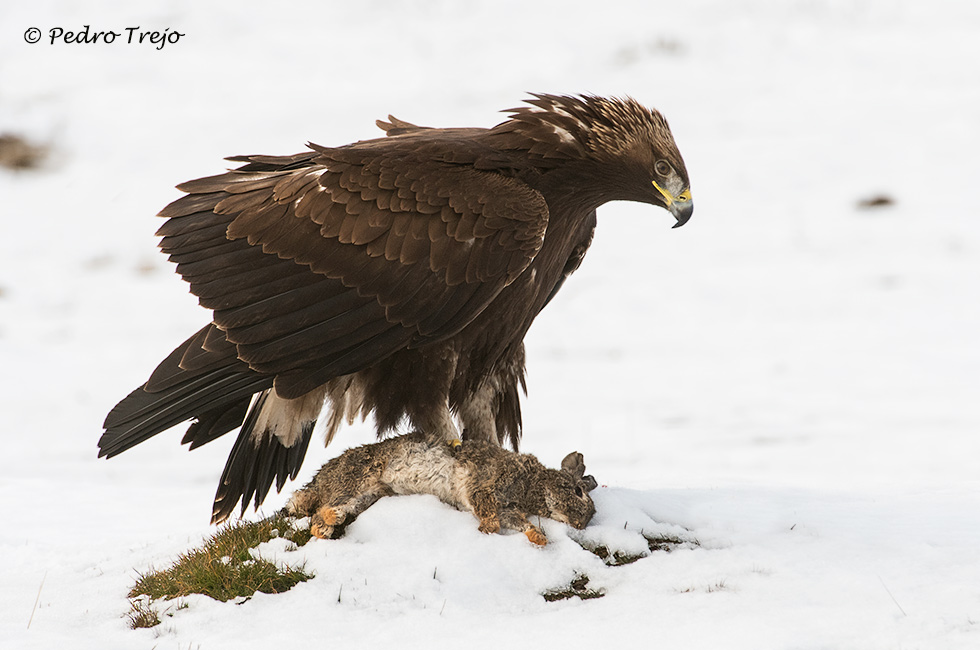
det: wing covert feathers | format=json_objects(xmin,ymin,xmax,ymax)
[{"xmin": 152, "ymin": 136, "xmax": 548, "ymax": 396}]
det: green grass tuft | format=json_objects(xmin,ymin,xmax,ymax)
[
  {"xmin": 128, "ymin": 512, "xmax": 314, "ymax": 624},
  {"xmin": 126, "ymin": 598, "xmax": 161, "ymax": 629}
]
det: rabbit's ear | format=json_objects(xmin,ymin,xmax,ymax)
[
  {"xmin": 561, "ymin": 451, "xmax": 586, "ymax": 479},
  {"xmin": 581, "ymin": 474, "xmax": 598, "ymax": 492}
]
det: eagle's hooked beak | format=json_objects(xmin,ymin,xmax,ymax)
[
  {"xmin": 670, "ymin": 192, "xmax": 694, "ymax": 228},
  {"xmin": 652, "ymin": 180, "xmax": 694, "ymax": 228}
]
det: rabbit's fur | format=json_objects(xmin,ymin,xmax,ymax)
[{"xmin": 287, "ymin": 432, "xmax": 597, "ymax": 545}]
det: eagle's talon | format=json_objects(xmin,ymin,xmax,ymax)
[{"xmin": 448, "ymin": 438, "xmax": 462, "ymax": 453}]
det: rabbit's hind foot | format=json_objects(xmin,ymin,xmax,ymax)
[
  {"xmin": 311, "ymin": 506, "xmax": 343, "ymax": 539},
  {"xmin": 316, "ymin": 505, "xmax": 341, "ymax": 526},
  {"xmin": 477, "ymin": 515, "xmax": 501, "ymax": 535},
  {"xmin": 310, "ymin": 522, "xmax": 334, "ymax": 539}
]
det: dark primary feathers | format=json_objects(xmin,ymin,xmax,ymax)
[{"xmin": 99, "ymin": 94, "xmax": 692, "ymax": 524}]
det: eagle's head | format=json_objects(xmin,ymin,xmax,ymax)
[{"xmin": 498, "ymin": 93, "xmax": 693, "ymax": 227}]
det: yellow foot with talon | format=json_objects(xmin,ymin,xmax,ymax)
[{"xmin": 447, "ymin": 438, "xmax": 462, "ymax": 452}]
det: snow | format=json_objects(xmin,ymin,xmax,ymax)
[{"xmin": 2, "ymin": 0, "xmax": 979, "ymax": 648}]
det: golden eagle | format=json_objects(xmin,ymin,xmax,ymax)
[{"xmin": 99, "ymin": 94, "xmax": 693, "ymax": 524}]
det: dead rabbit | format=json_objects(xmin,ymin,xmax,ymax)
[{"xmin": 288, "ymin": 432, "xmax": 597, "ymax": 545}]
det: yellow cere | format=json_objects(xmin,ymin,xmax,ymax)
[{"xmin": 652, "ymin": 180, "xmax": 692, "ymax": 206}]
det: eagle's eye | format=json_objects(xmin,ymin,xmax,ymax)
[
  {"xmin": 655, "ymin": 160, "xmax": 673, "ymax": 177},
  {"xmin": 574, "ymin": 486, "xmax": 584, "ymax": 497}
]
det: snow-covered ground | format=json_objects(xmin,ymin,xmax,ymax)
[{"xmin": 2, "ymin": 1, "xmax": 979, "ymax": 648}]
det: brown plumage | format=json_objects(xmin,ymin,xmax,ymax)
[{"xmin": 99, "ymin": 94, "xmax": 693, "ymax": 524}]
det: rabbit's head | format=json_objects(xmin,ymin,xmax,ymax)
[{"xmin": 543, "ymin": 451, "xmax": 597, "ymax": 529}]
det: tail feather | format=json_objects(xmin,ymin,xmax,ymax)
[
  {"xmin": 210, "ymin": 392, "xmax": 316, "ymax": 524},
  {"xmin": 101, "ymin": 322, "xmax": 324, "ymax": 525},
  {"xmin": 98, "ymin": 369, "xmax": 271, "ymax": 458},
  {"xmin": 100, "ymin": 322, "xmax": 271, "ymax": 459},
  {"xmin": 180, "ymin": 398, "xmax": 252, "ymax": 451}
]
